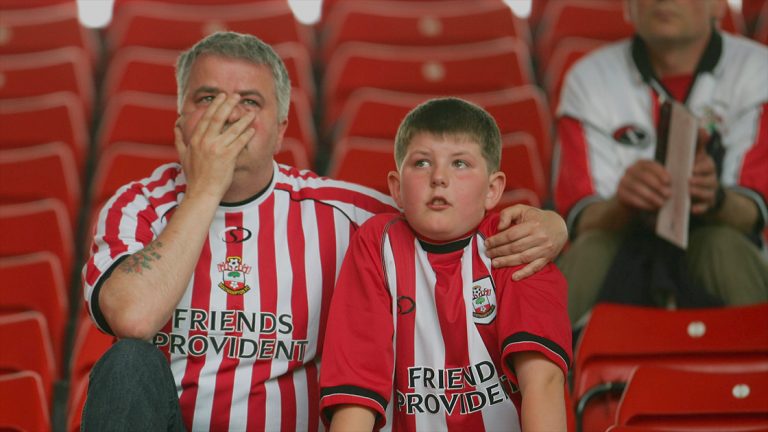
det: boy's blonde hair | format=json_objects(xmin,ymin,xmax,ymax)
[{"xmin": 394, "ymin": 97, "xmax": 501, "ymax": 172}]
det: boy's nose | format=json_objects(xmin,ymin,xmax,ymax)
[{"xmin": 431, "ymin": 168, "xmax": 447, "ymax": 187}]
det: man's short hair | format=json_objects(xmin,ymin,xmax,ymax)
[
  {"xmin": 394, "ymin": 97, "xmax": 502, "ymax": 172},
  {"xmin": 175, "ymin": 31, "xmax": 291, "ymax": 121}
]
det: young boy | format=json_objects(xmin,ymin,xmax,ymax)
[{"xmin": 319, "ymin": 97, "xmax": 572, "ymax": 431}]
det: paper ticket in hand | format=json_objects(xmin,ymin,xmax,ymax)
[{"xmin": 655, "ymin": 100, "xmax": 698, "ymax": 249}]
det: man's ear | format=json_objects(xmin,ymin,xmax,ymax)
[
  {"xmin": 484, "ymin": 171, "xmax": 506, "ymax": 211},
  {"xmin": 711, "ymin": 0, "xmax": 727, "ymax": 21},
  {"xmin": 273, "ymin": 117, "xmax": 288, "ymax": 155},
  {"xmin": 622, "ymin": 0, "xmax": 634, "ymax": 24},
  {"xmin": 387, "ymin": 170, "xmax": 403, "ymax": 208}
]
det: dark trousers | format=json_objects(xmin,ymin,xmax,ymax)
[{"xmin": 81, "ymin": 339, "xmax": 186, "ymax": 432}]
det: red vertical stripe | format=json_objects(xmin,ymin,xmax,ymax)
[
  {"xmin": 314, "ymin": 203, "xmax": 337, "ymax": 358},
  {"xmin": 739, "ymin": 103, "xmax": 768, "ymax": 197},
  {"xmin": 391, "ymin": 226, "xmax": 416, "ymax": 431},
  {"xmin": 279, "ymin": 199, "xmax": 308, "ymax": 431},
  {"xmin": 178, "ymin": 239, "xmax": 212, "ymax": 428},
  {"xmin": 247, "ymin": 195, "xmax": 277, "ymax": 431},
  {"xmin": 311, "ymin": 202, "xmax": 337, "ymax": 432},
  {"xmin": 430, "ymin": 251, "xmax": 486, "ymax": 432},
  {"xmin": 209, "ymin": 212, "xmax": 245, "ymax": 430},
  {"xmin": 554, "ymin": 117, "xmax": 594, "ymax": 216}
]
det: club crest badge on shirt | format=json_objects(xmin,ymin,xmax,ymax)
[
  {"xmin": 217, "ymin": 256, "xmax": 252, "ymax": 295},
  {"xmin": 471, "ymin": 277, "xmax": 497, "ymax": 324}
]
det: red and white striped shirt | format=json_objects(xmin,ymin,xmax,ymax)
[
  {"xmin": 319, "ymin": 213, "xmax": 571, "ymax": 432},
  {"xmin": 83, "ymin": 161, "xmax": 396, "ymax": 431}
]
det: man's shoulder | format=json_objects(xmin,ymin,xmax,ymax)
[
  {"xmin": 275, "ymin": 164, "xmax": 392, "ymax": 201},
  {"xmin": 569, "ymin": 38, "xmax": 632, "ymax": 77}
]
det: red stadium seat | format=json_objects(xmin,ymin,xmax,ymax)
[
  {"xmin": 0, "ymin": 47, "xmax": 95, "ymax": 117},
  {"xmin": 326, "ymin": 137, "xmax": 396, "ymax": 194},
  {"xmin": 573, "ymin": 303, "xmax": 768, "ymax": 432},
  {"xmin": 320, "ymin": 0, "xmax": 530, "ymax": 62},
  {"xmin": 0, "ymin": 312, "xmax": 56, "ymax": 406},
  {"xmin": 500, "ymin": 133, "xmax": 547, "ymax": 200},
  {"xmin": 0, "ymin": 92, "xmax": 90, "ymax": 172},
  {"xmin": 0, "ymin": 142, "xmax": 81, "ymax": 225},
  {"xmin": 0, "ymin": 371, "xmax": 51, "ymax": 432},
  {"xmin": 333, "ymin": 86, "xmax": 553, "ymax": 180},
  {"xmin": 535, "ymin": 0, "xmax": 633, "ymax": 72},
  {"xmin": 90, "ymin": 142, "xmax": 178, "ymax": 209},
  {"xmin": 0, "ymin": 252, "xmax": 68, "ymax": 370},
  {"xmin": 755, "ymin": 1, "xmax": 768, "ymax": 44},
  {"xmin": 106, "ymin": 1, "xmax": 314, "ymax": 55},
  {"xmin": 0, "ymin": 3, "xmax": 99, "ymax": 66},
  {"xmin": 67, "ymin": 316, "xmax": 114, "ymax": 432},
  {"xmin": 275, "ymin": 137, "xmax": 311, "ymax": 171},
  {"xmin": 96, "ymin": 92, "xmax": 178, "ymax": 149},
  {"xmin": 0, "ymin": 199, "xmax": 74, "ymax": 276},
  {"xmin": 493, "ymin": 188, "xmax": 541, "ymax": 212},
  {"xmin": 323, "ymin": 37, "xmax": 534, "ymax": 129},
  {"xmin": 615, "ymin": 366, "xmax": 768, "ymax": 430}
]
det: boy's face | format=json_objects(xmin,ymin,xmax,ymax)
[{"xmin": 388, "ymin": 132, "xmax": 505, "ymax": 242}]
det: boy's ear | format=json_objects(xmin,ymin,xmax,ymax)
[
  {"xmin": 484, "ymin": 171, "xmax": 506, "ymax": 211},
  {"xmin": 387, "ymin": 170, "xmax": 403, "ymax": 208}
]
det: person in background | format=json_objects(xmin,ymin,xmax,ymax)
[
  {"xmin": 555, "ymin": 0, "xmax": 768, "ymax": 327},
  {"xmin": 80, "ymin": 31, "xmax": 569, "ymax": 431},
  {"xmin": 320, "ymin": 97, "xmax": 571, "ymax": 431}
]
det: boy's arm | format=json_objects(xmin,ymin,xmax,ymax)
[
  {"xmin": 329, "ymin": 405, "xmax": 376, "ymax": 432},
  {"xmin": 511, "ymin": 352, "xmax": 567, "ymax": 431},
  {"xmin": 485, "ymin": 205, "xmax": 567, "ymax": 280}
]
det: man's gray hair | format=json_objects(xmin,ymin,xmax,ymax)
[{"xmin": 175, "ymin": 31, "xmax": 291, "ymax": 121}]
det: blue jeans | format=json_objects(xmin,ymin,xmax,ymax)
[{"xmin": 81, "ymin": 339, "xmax": 186, "ymax": 431}]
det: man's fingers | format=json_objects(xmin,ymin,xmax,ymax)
[
  {"xmin": 173, "ymin": 126, "xmax": 186, "ymax": 158},
  {"xmin": 496, "ymin": 204, "xmax": 526, "ymax": 231},
  {"xmin": 203, "ymin": 94, "xmax": 241, "ymax": 142},
  {"xmin": 485, "ymin": 223, "xmax": 530, "ymax": 251},
  {"xmin": 511, "ymin": 258, "xmax": 547, "ymax": 281},
  {"xmin": 221, "ymin": 112, "xmax": 257, "ymax": 145}
]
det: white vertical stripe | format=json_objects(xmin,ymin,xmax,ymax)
[
  {"xmin": 228, "ymin": 208, "xmax": 262, "ymax": 429},
  {"xmin": 412, "ymin": 241, "xmax": 447, "ymax": 432},
  {"xmin": 301, "ymin": 201, "xmax": 321, "ymax": 362},
  {"xmin": 292, "ymin": 365, "xmax": 309, "ymax": 431},
  {"xmin": 382, "ymin": 234, "xmax": 398, "ymax": 432}
]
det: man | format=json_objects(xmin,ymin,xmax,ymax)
[
  {"xmin": 555, "ymin": 0, "xmax": 768, "ymax": 326},
  {"xmin": 82, "ymin": 32, "xmax": 568, "ymax": 431}
]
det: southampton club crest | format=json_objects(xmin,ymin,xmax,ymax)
[
  {"xmin": 471, "ymin": 277, "xmax": 497, "ymax": 324},
  {"xmin": 217, "ymin": 256, "xmax": 252, "ymax": 295}
]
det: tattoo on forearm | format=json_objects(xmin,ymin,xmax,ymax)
[{"xmin": 120, "ymin": 241, "xmax": 163, "ymax": 274}]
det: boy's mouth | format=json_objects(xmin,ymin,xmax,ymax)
[{"xmin": 428, "ymin": 197, "xmax": 449, "ymax": 208}]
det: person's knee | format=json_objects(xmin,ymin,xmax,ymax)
[{"xmin": 91, "ymin": 339, "xmax": 167, "ymax": 382}]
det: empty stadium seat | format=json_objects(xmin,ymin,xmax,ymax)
[
  {"xmin": 616, "ymin": 366, "xmax": 768, "ymax": 430},
  {"xmin": 573, "ymin": 303, "xmax": 768, "ymax": 432},
  {"xmin": 90, "ymin": 142, "xmax": 178, "ymax": 208},
  {"xmin": 0, "ymin": 142, "xmax": 81, "ymax": 225},
  {"xmin": 0, "ymin": 371, "xmax": 51, "ymax": 432},
  {"xmin": 320, "ymin": 0, "xmax": 530, "ymax": 62},
  {"xmin": 0, "ymin": 92, "xmax": 90, "ymax": 172},
  {"xmin": 106, "ymin": 1, "xmax": 314, "ymax": 55},
  {"xmin": 535, "ymin": 0, "xmax": 633, "ymax": 72},
  {"xmin": 0, "ymin": 252, "xmax": 69, "ymax": 370},
  {"xmin": 322, "ymin": 37, "xmax": 534, "ymax": 129},
  {"xmin": 493, "ymin": 188, "xmax": 541, "ymax": 212},
  {"xmin": 333, "ymin": 86, "xmax": 553, "ymax": 180},
  {"xmin": 0, "ymin": 199, "xmax": 74, "ymax": 277},
  {"xmin": 325, "ymin": 137, "xmax": 395, "ymax": 194},
  {"xmin": 0, "ymin": 311, "xmax": 56, "ymax": 406},
  {"xmin": 0, "ymin": 3, "xmax": 99, "ymax": 66},
  {"xmin": 67, "ymin": 316, "xmax": 114, "ymax": 432},
  {"xmin": 0, "ymin": 47, "xmax": 95, "ymax": 117},
  {"xmin": 500, "ymin": 133, "xmax": 547, "ymax": 200}
]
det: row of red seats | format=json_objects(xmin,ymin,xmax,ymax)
[{"xmin": 573, "ymin": 302, "xmax": 768, "ymax": 431}]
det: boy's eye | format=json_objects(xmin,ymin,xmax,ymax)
[
  {"xmin": 414, "ymin": 159, "xmax": 431, "ymax": 168},
  {"xmin": 453, "ymin": 160, "xmax": 469, "ymax": 168}
]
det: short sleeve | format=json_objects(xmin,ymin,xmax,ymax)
[{"xmin": 495, "ymin": 264, "xmax": 572, "ymax": 385}]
